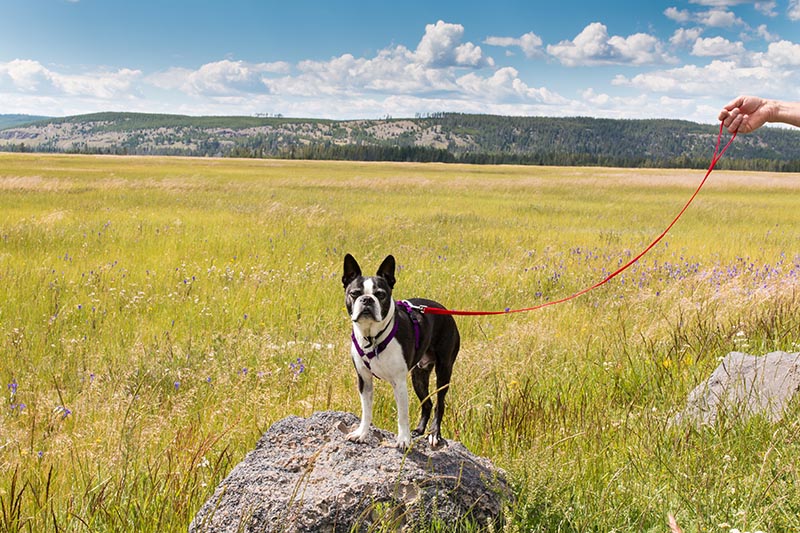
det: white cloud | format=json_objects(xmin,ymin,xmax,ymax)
[
  {"xmin": 547, "ymin": 22, "xmax": 675, "ymax": 66},
  {"xmin": 755, "ymin": 24, "xmax": 779, "ymax": 42},
  {"xmin": 665, "ymin": 5, "xmax": 745, "ymax": 28},
  {"xmin": 664, "ymin": 7, "xmax": 692, "ymax": 23},
  {"xmin": 691, "ymin": 36, "xmax": 746, "ymax": 56},
  {"xmin": 760, "ymin": 39, "xmax": 800, "ymax": 66},
  {"xmin": 148, "ymin": 59, "xmax": 289, "ymax": 96},
  {"xmin": 613, "ymin": 53, "xmax": 794, "ymax": 97},
  {"xmin": 484, "ymin": 32, "xmax": 544, "ymax": 58},
  {"xmin": 455, "ymin": 67, "xmax": 565, "ymax": 104},
  {"xmin": 789, "ymin": 0, "xmax": 800, "ymax": 20},
  {"xmin": 414, "ymin": 20, "xmax": 493, "ymax": 68},
  {"xmin": 697, "ymin": 8, "xmax": 745, "ymax": 27},
  {"xmin": 0, "ymin": 59, "xmax": 141, "ymax": 98},
  {"xmin": 0, "ymin": 59, "xmax": 54, "ymax": 92},
  {"xmin": 754, "ymin": 1, "xmax": 777, "ymax": 16},
  {"xmin": 670, "ymin": 27, "xmax": 704, "ymax": 47},
  {"xmin": 168, "ymin": 21, "xmax": 499, "ymax": 103},
  {"xmin": 688, "ymin": 0, "xmax": 749, "ymax": 6}
]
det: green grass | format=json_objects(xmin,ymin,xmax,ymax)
[{"xmin": 1, "ymin": 153, "xmax": 799, "ymax": 532}]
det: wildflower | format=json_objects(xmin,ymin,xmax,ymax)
[
  {"xmin": 8, "ymin": 379, "xmax": 18, "ymax": 396},
  {"xmin": 55, "ymin": 406, "xmax": 72, "ymax": 419},
  {"xmin": 174, "ymin": 381, "xmax": 180, "ymax": 390},
  {"xmin": 290, "ymin": 358, "xmax": 305, "ymax": 376}
]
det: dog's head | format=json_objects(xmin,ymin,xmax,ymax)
[{"xmin": 342, "ymin": 254, "xmax": 396, "ymax": 327}]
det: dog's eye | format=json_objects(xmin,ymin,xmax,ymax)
[
  {"xmin": 348, "ymin": 289, "xmax": 362, "ymax": 299},
  {"xmin": 374, "ymin": 290, "xmax": 387, "ymax": 300}
]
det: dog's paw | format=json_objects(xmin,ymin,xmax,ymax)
[
  {"xmin": 395, "ymin": 433, "xmax": 412, "ymax": 451},
  {"xmin": 346, "ymin": 427, "xmax": 371, "ymax": 443},
  {"xmin": 427, "ymin": 433, "xmax": 445, "ymax": 449}
]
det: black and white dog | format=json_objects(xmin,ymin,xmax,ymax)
[{"xmin": 342, "ymin": 254, "xmax": 460, "ymax": 449}]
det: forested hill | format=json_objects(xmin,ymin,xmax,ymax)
[
  {"xmin": 1, "ymin": 111, "xmax": 799, "ymax": 171},
  {"xmin": 0, "ymin": 114, "xmax": 51, "ymax": 129}
]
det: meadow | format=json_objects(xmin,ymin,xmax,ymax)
[{"xmin": 1, "ymin": 152, "xmax": 799, "ymax": 532}]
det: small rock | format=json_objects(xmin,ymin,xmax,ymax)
[{"xmin": 673, "ymin": 351, "xmax": 800, "ymax": 427}]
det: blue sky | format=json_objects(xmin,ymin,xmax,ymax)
[{"xmin": 1, "ymin": 0, "xmax": 799, "ymax": 122}]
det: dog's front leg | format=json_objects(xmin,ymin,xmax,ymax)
[
  {"xmin": 347, "ymin": 370, "xmax": 374, "ymax": 443},
  {"xmin": 391, "ymin": 378, "xmax": 412, "ymax": 450}
]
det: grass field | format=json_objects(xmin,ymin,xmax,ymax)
[{"xmin": 1, "ymin": 153, "xmax": 799, "ymax": 532}]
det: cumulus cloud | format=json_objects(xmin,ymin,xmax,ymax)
[
  {"xmin": 688, "ymin": 0, "xmax": 749, "ymax": 6},
  {"xmin": 759, "ymin": 39, "xmax": 800, "ymax": 66},
  {"xmin": 155, "ymin": 20, "xmax": 497, "ymax": 103},
  {"xmin": 148, "ymin": 59, "xmax": 289, "ymax": 96},
  {"xmin": 455, "ymin": 67, "xmax": 564, "ymax": 104},
  {"xmin": 547, "ymin": 22, "xmax": 675, "ymax": 66},
  {"xmin": 0, "ymin": 59, "xmax": 54, "ymax": 92},
  {"xmin": 664, "ymin": 5, "xmax": 745, "ymax": 27},
  {"xmin": 697, "ymin": 8, "xmax": 744, "ymax": 27},
  {"xmin": 612, "ymin": 60, "xmax": 774, "ymax": 94},
  {"xmin": 789, "ymin": 0, "xmax": 800, "ymax": 20},
  {"xmin": 754, "ymin": 1, "xmax": 777, "ymax": 16},
  {"xmin": 691, "ymin": 36, "xmax": 746, "ymax": 56},
  {"xmin": 414, "ymin": 20, "xmax": 493, "ymax": 68},
  {"xmin": 484, "ymin": 32, "xmax": 544, "ymax": 58},
  {"xmin": 664, "ymin": 7, "xmax": 692, "ymax": 23},
  {"xmin": 755, "ymin": 24, "xmax": 779, "ymax": 42},
  {"xmin": 613, "ymin": 37, "xmax": 800, "ymax": 97},
  {"xmin": 670, "ymin": 27, "xmax": 704, "ymax": 47},
  {"xmin": 0, "ymin": 59, "xmax": 141, "ymax": 98}
]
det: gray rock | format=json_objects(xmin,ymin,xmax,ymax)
[
  {"xmin": 673, "ymin": 351, "xmax": 800, "ymax": 426},
  {"xmin": 189, "ymin": 411, "xmax": 512, "ymax": 532}
]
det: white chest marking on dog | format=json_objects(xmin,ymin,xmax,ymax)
[{"xmin": 350, "ymin": 339, "xmax": 412, "ymax": 447}]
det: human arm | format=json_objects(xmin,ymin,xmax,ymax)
[{"xmin": 718, "ymin": 95, "xmax": 800, "ymax": 134}]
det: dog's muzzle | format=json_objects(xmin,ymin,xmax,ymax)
[{"xmin": 352, "ymin": 296, "xmax": 381, "ymax": 322}]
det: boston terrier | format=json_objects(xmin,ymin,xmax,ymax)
[{"xmin": 342, "ymin": 254, "xmax": 460, "ymax": 450}]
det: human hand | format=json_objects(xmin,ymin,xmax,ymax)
[{"xmin": 718, "ymin": 95, "xmax": 774, "ymax": 134}]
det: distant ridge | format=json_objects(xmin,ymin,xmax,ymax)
[
  {"xmin": 0, "ymin": 114, "xmax": 52, "ymax": 129},
  {"xmin": 2, "ymin": 111, "xmax": 799, "ymax": 171}
]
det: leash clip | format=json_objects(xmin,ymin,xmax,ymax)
[{"xmin": 408, "ymin": 303, "xmax": 428, "ymax": 314}]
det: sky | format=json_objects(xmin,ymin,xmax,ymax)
[{"xmin": 1, "ymin": 0, "xmax": 799, "ymax": 123}]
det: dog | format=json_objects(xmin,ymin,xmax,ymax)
[{"xmin": 342, "ymin": 254, "xmax": 460, "ymax": 450}]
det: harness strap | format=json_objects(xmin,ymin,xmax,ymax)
[
  {"xmin": 351, "ymin": 300, "xmax": 422, "ymax": 371},
  {"xmin": 396, "ymin": 300, "xmax": 421, "ymax": 350}
]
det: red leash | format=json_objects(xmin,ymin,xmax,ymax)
[{"xmin": 422, "ymin": 121, "xmax": 737, "ymax": 317}]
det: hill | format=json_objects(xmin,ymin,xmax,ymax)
[
  {"xmin": 0, "ymin": 114, "xmax": 51, "ymax": 129},
  {"xmin": 1, "ymin": 111, "xmax": 799, "ymax": 171}
]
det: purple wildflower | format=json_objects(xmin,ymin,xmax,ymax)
[{"xmin": 290, "ymin": 358, "xmax": 305, "ymax": 376}]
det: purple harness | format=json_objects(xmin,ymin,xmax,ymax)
[{"xmin": 351, "ymin": 300, "xmax": 421, "ymax": 372}]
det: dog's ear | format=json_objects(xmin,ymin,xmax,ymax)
[
  {"xmin": 376, "ymin": 255, "xmax": 396, "ymax": 289},
  {"xmin": 342, "ymin": 254, "xmax": 362, "ymax": 288}
]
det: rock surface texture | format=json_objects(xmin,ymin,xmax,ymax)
[
  {"xmin": 189, "ymin": 411, "xmax": 511, "ymax": 532},
  {"xmin": 673, "ymin": 351, "xmax": 800, "ymax": 426}
]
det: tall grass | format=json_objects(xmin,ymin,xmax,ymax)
[{"xmin": 1, "ymin": 154, "xmax": 799, "ymax": 531}]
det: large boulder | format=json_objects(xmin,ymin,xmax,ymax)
[
  {"xmin": 673, "ymin": 351, "xmax": 800, "ymax": 426},
  {"xmin": 189, "ymin": 411, "xmax": 512, "ymax": 532}
]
